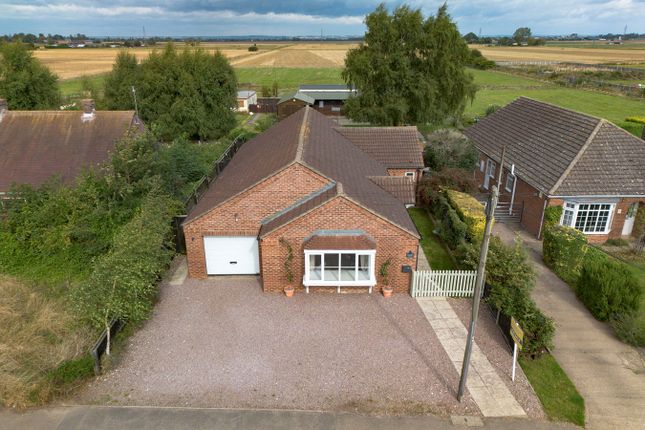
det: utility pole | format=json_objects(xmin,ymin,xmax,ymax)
[{"xmin": 457, "ymin": 146, "xmax": 506, "ymax": 401}]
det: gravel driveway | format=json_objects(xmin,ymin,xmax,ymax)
[{"xmin": 78, "ymin": 262, "xmax": 479, "ymax": 416}]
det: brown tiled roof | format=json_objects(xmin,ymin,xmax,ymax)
[
  {"xmin": 185, "ymin": 109, "xmax": 306, "ymax": 222},
  {"xmin": 334, "ymin": 126, "xmax": 424, "ymax": 169},
  {"xmin": 464, "ymin": 97, "xmax": 645, "ymax": 196},
  {"xmin": 187, "ymin": 107, "xmax": 419, "ymax": 237},
  {"xmin": 303, "ymin": 232, "xmax": 376, "ymax": 250},
  {"xmin": 0, "ymin": 110, "xmax": 139, "ymax": 192},
  {"xmin": 260, "ymin": 183, "xmax": 338, "ymax": 236},
  {"xmin": 368, "ymin": 176, "xmax": 416, "ymax": 205}
]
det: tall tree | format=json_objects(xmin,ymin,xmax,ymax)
[
  {"xmin": 342, "ymin": 4, "xmax": 475, "ymax": 126},
  {"xmin": 104, "ymin": 50, "xmax": 139, "ymax": 110},
  {"xmin": 513, "ymin": 27, "xmax": 532, "ymax": 44},
  {"xmin": 0, "ymin": 42, "xmax": 60, "ymax": 109}
]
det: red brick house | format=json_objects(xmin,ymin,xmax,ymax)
[
  {"xmin": 465, "ymin": 97, "xmax": 645, "ymax": 243},
  {"xmin": 0, "ymin": 98, "xmax": 141, "ymax": 194},
  {"xmin": 183, "ymin": 107, "xmax": 424, "ymax": 293}
]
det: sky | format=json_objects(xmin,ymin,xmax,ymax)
[{"xmin": 1, "ymin": 0, "xmax": 644, "ymax": 37}]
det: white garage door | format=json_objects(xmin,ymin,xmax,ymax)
[{"xmin": 204, "ymin": 236, "xmax": 259, "ymax": 275}]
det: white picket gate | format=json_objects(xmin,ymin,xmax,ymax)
[{"xmin": 411, "ymin": 270, "xmax": 478, "ymax": 297}]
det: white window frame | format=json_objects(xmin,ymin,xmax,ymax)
[
  {"xmin": 303, "ymin": 250, "xmax": 376, "ymax": 290},
  {"xmin": 405, "ymin": 171, "xmax": 416, "ymax": 180},
  {"xmin": 505, "ymin": 173, "xmax": 515, "ymax": 192},
  {"xmin": 318, "ymin": 100, "xmax": 324, "ymax": 108},
  {"xmin": 559, "ymin": 201, "xmax": 615, "ymax": 234}
]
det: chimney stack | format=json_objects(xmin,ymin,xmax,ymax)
[
  {"xmin": 0, "ymin": 98, "xmax": 7, "ymax": 122},
  {"xmin": 81, "ymin": 98, "xmax": 95, "ymax": 122}
]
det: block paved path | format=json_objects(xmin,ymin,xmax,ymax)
[
  {"xmin": 416, "ymin": 297, "xmax": 526, "ymax": 418},
  {"xmin": 495, "ymin": 223, "xmax": 645, "ymax": 429}
]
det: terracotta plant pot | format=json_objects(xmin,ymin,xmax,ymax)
[
  {"xmin": 382, "ymin": 286, "xmax": 393, "ymax": 298},
  {"xmin": 284, "ymin": 286, "xmax": 295, "ymax": 297}
]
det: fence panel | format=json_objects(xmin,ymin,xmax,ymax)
[{"xmin": 411, "ymin": 270, "xmax": 478, "ymax": 297}]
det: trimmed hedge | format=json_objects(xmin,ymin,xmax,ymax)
[
  {"xmin": 445, "ymin": 189, "xmax": 487, "ymax": 241},
  {"xmin": 543, "ymin": 225, "xmax": 588, "ymax": 285},
  {"xmin": 576, "ymin": 257, "xmax": 642, "ymax": 321},
  {"xmin": 429, "ymin": 192, "xmax": 467, "ymax": 249}
]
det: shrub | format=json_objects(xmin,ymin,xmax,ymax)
[
  {"xmin": 248, "ymin": 44, "xmax": 258, "ymax": 52},
  {"xmin": 576, "ymin": 257, "xmax": 642, "ymax": 321},
  {"xmin": 445, "ymin": 189, "xmax": 487, "ymax": 241},
  {"xmin": 423, "ymin": 129, "xmax": 478, "ymax": 171},
  {"xmin": 543, "ymin": 205, "xmax": 563, "ymax": 229},
  {"xmin": 467, "ymin": 48, "xmax": 495, "ymax": 70},
  {"xmin": 543, "ymin": 225, "xmax": 588, "ymax": 285},
  {"xmin": 418, "ymin": 169, "xmax": 476, "ymax": 206},
  {"xmin": 610, "ymin": 311, "xmax": 645, "ymax": 347},
  {"xmin": 485, "ymin": 104, "xmax": 501, "ymax": 116},
  {"xmin": 431, "ymin": 193, "xmax": 467, "ymax": 249},
  {"xmin": 46, "ymin": 355, "xmax": 94, "ymax": 386},
  {"xmin": 625, "ymin": 116, "xmax": 645, "ymax": 124},
  {"xmin": 632, "ymin": 202, "xmax": 645, "ymax": 239}
]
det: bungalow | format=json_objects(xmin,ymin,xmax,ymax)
[
  {"xmin": 236, "ymin": 90, "xmax": 257, "ymax": 113},
  {"xmin": 464, "ymin": 97, "xmax": 645, "ymax": 243},
  {"xmin": 0, "ymin": 98, "xmax": 141, "ymax": 195},
  {"xmin": 277, "ymin": 84, "xmax": 356, "ymax": 120},
  {"xmin": 182, "ymin": 107, "xmax": 424, "ymax": 294}
]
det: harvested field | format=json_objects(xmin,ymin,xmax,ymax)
[{"xmin": 474, "ymin": 45, "xmax": 645, "ymax": 64}]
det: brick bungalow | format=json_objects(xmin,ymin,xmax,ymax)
[
  {"xmin": 182, "ymin": 106, "xmax": 424, "ymax": 294},
  {"xmin": 465, "ymin": 97, "xmax": 645, "ymax": 243},
  {"xmin": 0, "ymin": 98, "xmax": 141, "ymax": 195}
]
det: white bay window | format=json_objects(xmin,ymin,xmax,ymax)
[
  {"xmin": 304, "ymin": 250, "xmax": 376, "ymax": 292},
  {"xmin": 559, "ymin": 202, "xmax": 614, "ymax": 234}
]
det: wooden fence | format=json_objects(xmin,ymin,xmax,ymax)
[{"xmin": 411, "ymin": 270, "xmax": 478, "ymax": 298}]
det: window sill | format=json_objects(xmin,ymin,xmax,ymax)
[{"xmin": 303, "ymin": 280, "xmax": 376, "ymax": 287}]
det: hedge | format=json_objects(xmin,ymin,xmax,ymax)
[
  {"xmin": 543, "ymin": 205, "xmax": 563, "ymax": 229},
  {"xmin": 543, "ymin": 225, "xmax": 588, "ymax": 285},
  {"xmin": 431, "ymin": 192, "xmax": 467, "ymax": 249},
  {"xmin": 576, "ymin": 257, "xmax": 642, "ymax": 321},
  {"xmin": 445, "ymin": 189, "xmax": 487, "ymax": 241}
]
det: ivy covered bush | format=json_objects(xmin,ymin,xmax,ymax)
[
  {"xmin": 576, "ymin": 257, "xmax": 642, "ymax": 322},
  {"xmin": 543, "ymin": 225, "xmax": 589, "ymax": 285}
]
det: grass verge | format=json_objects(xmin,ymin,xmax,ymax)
[
  {"xmin": 520, "ymin": 354, "xmax": 585, "ymax": 427},
  {"xmin": 408, "ymin": 208, "xmax": 456, "ymax": 270}
]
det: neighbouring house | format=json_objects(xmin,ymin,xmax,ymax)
[
  {"xmin": 0, "ymin": 98, "xmax": 141, "ymax": 195},
  {"xmin": 236, "ymin": 90, "xmax": 258, "ymax": 112},
  {"xmin": 277, "ymin": 84, "xmax": 356, "ymax": 120},
  {"xmin": 465, "ymin": 97, "xmax": 645, "ymax": 243},
  {"xmin": 182, "ymin": 106, "xmax": 424, "ymax": 294}
]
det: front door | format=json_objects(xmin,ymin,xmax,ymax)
[{"xmin": 622, "ymin": 203, "xmax": 639, "ymax": 236}]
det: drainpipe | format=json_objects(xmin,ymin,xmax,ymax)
[
  {"xmin": 509, "ymin": 165, "xmax": 517, "ymax": 215},
  {"xmin": 537, "ymin": 198, "xmax": 548, "ymax": 239}
]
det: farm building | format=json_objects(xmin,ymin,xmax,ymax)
[
  {"xmin": 277, "ymin": 84, "xmax": 356, "ymax": 120},
  {"xmin": 236, "ymin": 90, "xmax": 257, "ymax": 112},
  {"xmin": 465, "ymin": 97, "xmax": 645, "ymax": 243},
  {"xmin": 182, "ymin": 106, "xmax": 424, "ymax": 294},
  {"xmin": 0, "ymin": 98, "xmax": 141, "ymax": 195}
]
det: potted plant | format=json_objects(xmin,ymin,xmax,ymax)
[
  {"xmin": 380, "ymin": 259, "xmax": 392, "ymax": 297},
  {"xmin": 280, "ymin": 238, "xmax": 295, "ymax": 297}
]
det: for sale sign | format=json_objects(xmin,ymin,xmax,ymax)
[{"xmin": 510, "ymin": 317, "xmax": 524, "ymax": 350}]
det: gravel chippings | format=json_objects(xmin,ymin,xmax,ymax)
[
  {"xmin": 76, "ymin": 270, "xmax": 481, "ymax": 417},
  {"xmin": 447, "ymin": 298, "xmax": 546, "ymax": 420}
]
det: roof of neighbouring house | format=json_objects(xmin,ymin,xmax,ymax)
[
  {"xmin": 368, "ymin": 176, "xmax": 416, "ymax": 205},
  {"xmin": 0, "ymin": 110, "xmax": 141, "ymax": 192},
  {"xmin": 278, "ymin": 91, "xmax": 316, "ymax": 105},
  {"xmin": 299, "ymin": 84, "xmax": 353, "ymax": 92},
  {"xmin": 335, "ymin": 126, "xmax": 424, "ymax": 169},
  {"xmin": 464, "ymin": 97, "xmax": 645, "ymax": 196},
  {"xmin": 237, "ymin": 90, "xmax": 256, "ymax": 99},
  {"xmin": 185, "ymin": 107, "xmax": 420, "ymax": 237}
]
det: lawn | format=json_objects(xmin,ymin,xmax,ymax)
[
  {"xmin": 60, "ymin": 74, "xmax": 107, "ymax": 97},
  {"xmin": 469, "ymin": 68, "xmax": 549, "ymax": 88},
  {"xmin": 236, "ymin": 67, "xmax": 343, "ymax": 91},
  {"xmin": 407, "ymin": 208, "xmax": 456, "ymax": 270},
  {"xmin": 519, "ymin": 354, "xmax": 585, "ymax": 427}
]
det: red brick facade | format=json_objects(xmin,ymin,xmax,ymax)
[
  {"xmin": 184, "ymin": 163, "xmax": 329, "ymax": 279},
  {"xmin": 476, "ymin": 152, "xmax": 645, "ymax": 242},
  {"xmin": 260, "ymin": 196, "xmax": 419, "ymax": 294}
]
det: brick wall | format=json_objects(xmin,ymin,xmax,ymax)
[
  {"xmin": 260, "ymin": 196, "xmax": 419, "ymax": 294},
  {"xmin": 184, "ymin": 163, "xmax": 329, "ymax": 278}
]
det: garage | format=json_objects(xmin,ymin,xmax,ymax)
[{"xmin": 204, "ymin": 236, "xmax": 260, "ymax": 275}]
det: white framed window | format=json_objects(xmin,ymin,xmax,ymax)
[
  {"xmin": 405, "ymin": 171, "xmax": 416, "ymax": 180},
  {"xmin": 486, "ymin": 159, "xmax": 496, "ymax": 177},
  {"xmin": 304, "ymin": 250, "xmax": 376, "ymax": 287},
  {"xmin": 559, "ymin": 202, "xmax": 614, "ymax": 234},
  {"xmin": 480, "ymin": 160, "xmax": 485, "ymax": 172},
  {"xmin": 505, "ymin": 173, "xmax": 515, "ymax": 192},
  {"xmin": 318, "ymin": 100, "xmax": 324, "ymax": 108}
]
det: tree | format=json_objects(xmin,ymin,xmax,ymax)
[
  {"xmin": 467, "ymin": 48, "xmax": 495, "ymax": 69},
  {"xmin": 423, "ymin": 129, "xmax": 478, "ymax": 171},
  {"xmin": 463, "ymin": 32, "xmax": 479, "ymax": 44},
  {"xmin": 513, "ymin": 27, "xmax": 532, "ymax": 45},
  {"xmin": 0, "ymin": 42, "xmax": 60, "ymax": 109},
  {"xmin": 104, "ymin": 51, "xmax": 139, "ymax": 110},
  {"xmin": 342, "ymin": 4, "xmax": 475, "ymax": 126}
]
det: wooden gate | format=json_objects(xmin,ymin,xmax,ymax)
[{"xmin": 411, "ymin": 270, "xmax": 478, "ymax": 297}]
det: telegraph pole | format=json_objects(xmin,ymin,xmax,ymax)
[{"xmin": 457, "ymin": 146, "xmax": 506, "ymax": 401}]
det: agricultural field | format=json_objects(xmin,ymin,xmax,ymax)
[{"xmin": 475, "ymin": 43, "xmax": 645, "ymax": 64}]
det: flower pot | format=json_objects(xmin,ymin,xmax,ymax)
[
  {"xmin": 284, "ymin": 286, "xmax": 295, "ymax": 297},
  {"xmin": 382, "ymin": 286, "xmax": 393, "ymax": 298}
]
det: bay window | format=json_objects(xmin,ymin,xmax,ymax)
[
  {"xmin": 559, "ymin": 202, "xmax": 614, "ymax": 234},
  {"xmin": 304, "ymin": 250, "xmax": 376, "ymax": 291}
]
